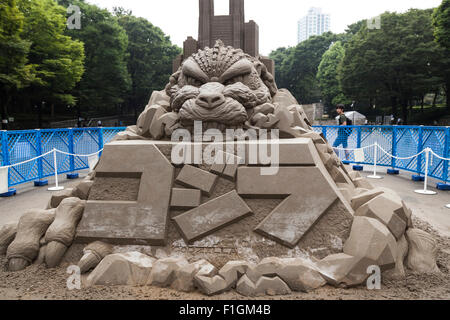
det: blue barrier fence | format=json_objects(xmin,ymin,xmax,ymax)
[
  {"xmin": 0, "ymin": 127, "xmax": 126, "ymax": 187},
  {"xmin": 0, "ymin": 125, "xmax": 449, "ymax": 190},
  {"xmin": 312, "ymin": 125, "xmax": 450, "ymax": 184}
]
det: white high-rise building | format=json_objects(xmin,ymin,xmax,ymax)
[{"xmin": 297, "ymin": 7, "xmax": 331, "ymax": 43}]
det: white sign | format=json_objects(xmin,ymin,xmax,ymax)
[
  {"xmin": 0, "ymin": 167, "xmax": 8, "ymax": 194},
  {"xmin": 354, "ymin": 148, "xmax": 365, "ymax": 163},
  {"xmin": 88, "ymin": 155, "xmax": 99, "ymax": 171}
]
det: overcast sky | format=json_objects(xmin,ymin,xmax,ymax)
[{"xmin": 89, "ymin": 0, "xmax": 442, "ymax": 55}]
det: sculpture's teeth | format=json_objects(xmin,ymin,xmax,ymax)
[
  {"xmin": 8, "ymin": 258, "xmax": 30, "ymax": 272},
  {"xmin": 78, "ymin": 251, "xmax": 101, "ymax": 274},
  {"xmin": 45, "ymin": 241, "xmax": 68, "ymax": 268}
]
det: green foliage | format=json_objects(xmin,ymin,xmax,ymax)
[
  {"xmin": 339, "ymin": 9, "xmax": 449, "ymax": 121},
  {"xmin": 59, "ymin": 0, "xmax": 130, "ymax": 114},
  {"xmin": 0, "ymin": 0, "xmax": 31, "ymax": 91},
  {"xmin": 268, "ymin": 46, "xmax": 293, "ymax": 89},
  {"xmin": 433, "ymin": 0, "xmax": 450, "ymax": 49},
  {"xmin": 317, "ymin": 41, "xmax": 350, "ymax": 109},
  {"xmin": 17, "ymin": 0, "xmax": 85, "ymax": 106},
  {"xmin": 269, "ymin": 32, "xmax": 341, "ymax": 104},
  {"xmin": 114, "ymin": 8, "xmax": 181, "ymax": 114}
]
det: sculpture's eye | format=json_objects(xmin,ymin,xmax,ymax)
[
  {"xmin": 186, "ymin": 76, "xmax": 203, "ymax": 87},
  {"xmin": 223, "ymin": 75, "xmax": 245, "ymax": 86}
]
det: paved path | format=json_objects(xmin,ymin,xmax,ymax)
[
  {"xmin": 358, "ymin": 165, "xmax": 450, "ymax": 237},
  {"xmin": 0, "ymin": 167, "xmax": 449, "ymax": 236},
  {"xmin": 0, "ymin": 170, "xmax": 89, "ymax": 226}
]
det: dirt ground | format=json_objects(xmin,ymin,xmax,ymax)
[{"xmin": 0, "ymin": 216, "xmax": 448, "ymax": 301}]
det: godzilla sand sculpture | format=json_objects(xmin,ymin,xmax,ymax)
[
  {"xmin": 0, "ymin": 0, "xmax": 442, "ymax": 296},
  {"xmin": 0, "ymin": 40, "xmax": 441, "ymax": 297}
]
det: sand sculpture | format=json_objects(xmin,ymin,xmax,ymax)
[{"xmin": 0, "ymin": 40, "xmax": 442, "ymax": 297}]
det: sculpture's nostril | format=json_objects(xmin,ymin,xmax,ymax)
[{"xmin": 197, "ymin": 93, "xmax": 224, "ymax": 109}]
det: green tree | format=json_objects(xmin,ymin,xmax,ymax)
[
  {"xmin": 59, "ymin": 0, "xmax": 130, "ymax": 119},
  {"xmin": 270, "ymin": 32, "xmax": 341, "ymax": 104},
  {"xmin": 268, "ymin": 46, "xmax": 293, "ymax": 89},
  {"xmin": 317, "ymin": 41, "xmax": 350, "ymax": 110},
  {"xmin": 17, "ymin": 0, "xmax": 85, "ymax": 126},
  {"xmin": 114, "ymin": 8, "xmax": 181, "ymax": 119},
  {"xmin": 433, "ymin": 0, "xmax": 450, "ymax": 49},
  {"xmin": 433, "ymin": 0, "xmax": 450, "ymax": 109},
  {"xmin": 340, "ymin": 10, "xmax": 447, "ymax": 122},
  {"xmin": 0, "ymin": 0, "xmax": 31, "ymax": 126}
]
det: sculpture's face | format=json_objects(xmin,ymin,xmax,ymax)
[{"xmin": 166, "ymin": 42, "xmax": 277, "ymax": 131}]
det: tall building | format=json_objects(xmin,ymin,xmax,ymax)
[
  {"xmin": 173, "ymin": 0, "xmax": 274, "ymax": 76},
  {"xmin": 297, "ymin": 7, "xmax": 331, "ymax": 43}
]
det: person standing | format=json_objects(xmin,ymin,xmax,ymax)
[{"xmin": 333, "ymin": 105, "xmax": 351, "ymax": 160}]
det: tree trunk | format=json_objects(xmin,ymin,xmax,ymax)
[
  {"xmin": 401, "ymin": 99, "xmax": 408, "ymax": 125},
  {"xmin": 421, "ymin": 96, "xmax": 425, "ymax": 113},
  {"xmin": 432, "ymin": 90, "xmax": 439, "ymax": 108}
]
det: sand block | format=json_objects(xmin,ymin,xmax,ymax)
[
  {"xmin": 76, "ymin": 141, "xmax": 174, "ymax": 246},
  {"xmin": 47, "ymin": 188, "xmax": 74, "ymax": 209},
  {"xmin": 353, "ymin": 177, "xmax": 374, "ymax": 190},
  {"xmin": 351, "ymin": 188, "xmax": 385, "ymax": 210},
  {"xmin": 170, "ymin": 188, "xmax": 202, "ymax": 210},
  {"xmin": 243, "ymin": 138, "xmax": 320, "ymax": 166},
  {"xmin": 348, "ymin": 171, "xmax": 362, "ymax": 181},
  {"xmin": 147, "ymin": 257, "xmax": 189, "ymax": 287},
  {"xmin": 171, "ymin": 264, "xmax": 198, "ymax": 292},
  {"xmin": 246, "ymin": 257, "xmax": 284, "ymax": 283},
  {"xmin": 72, "ymin": 181, "xmax": 94, "ymax": 200},
  {"xmin": 194, "ymin": 275, "xmax": 228, "ymax": 296},
  {"xmin": 270, "ymin": 107, "xmax": 308, "ymax": 138},
  {"xmin": 276, "ymin": 258, "xmax": 326, "ymax": 292},
  {"xmin": 222, "ymin": 153, "xmax": 244, "ymax": 180},
  {"xmin": 210, "ymin": 151, "xmax": 243, "ymax": 180},
  {"xmin": 87, "ymin": 252, "xmax": 155, "ymax": 287},
  {"xmin": 316, "ymin": 253, "xmax": 376, "ymax": 287},
  {"xmin": 150, "ymin": 112, "xmax": 179, "ymax": 139},
  {"xmin": 236, "ymin": 275, "xmax": 257, "ymax": 297},
  {"xmin": 193, "ymin": 259, "xmax": 218, "ymax": 277},
  {"xmin": 355, "ymin": 194, "xmax": 407, "ymax": 240},
  {"xmin": 401, "ymin": 201, "xmax": 413, "ymax": 228},
  {"xmin": 406, "ymin": 229, "xmax": 440, "ymax": 273},
  {"xmin": 136, "ymin": 105, "xmax": 164, "ymax": 137},
  {"xmin": 238, "ymin": 167, "xmax": 338, "ymax": 248},
  {"xmin": 300, "ymin": 132, "xmax": 326, "ymax": 144},
  {"xmin": 218, "ymin": 261, "xmax": 253, "ymax": 289},
  {"xmin": 0, "ymin": 222, "xmax": 18, "ymax": 255},
  {"xmin": 173, "ymin": 191, "xmax": 253, "ymax": 244},
  {"xmin": 254, "ymin": 276, "xmax": 291, "ymax": 296},
  {"xmin": 176, "ymin": 165, "xmax": 218, "ymax": 196},
  {"xmin": 344, "ymin": 217, "xmax": 397, "ymax": 271},
  {"xmin": 210, "ymin": 151, "xmax": 227, "ymax": 175}
]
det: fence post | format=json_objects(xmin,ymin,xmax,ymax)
[
  {"xmin": 98, "ymin": 128, "xmax": 104, "ymax": 156},
  {"xmin": 444, "ymin": 127, "xmax": 449, "ymax": 183},
  {"xmin": 356, "ymin": 127, "xmax": 362, "ymax": 149},
  {"xmin": 437, "ymin": 127, "xmax": 450, "ymax": 190},
  {"xmin": 0, "ymin": 130, "xmax": 15, "ymax": 196},
  {"xmin": 391, "ymin": 126, "xmax": 397, "ymax": 169},
  {"xmin": 417, "ymin": 126, "xmax": 424, "ymax": 176},
  {"xmin": 322, "ymin": 127, "xmax": 327, "ymax": 141},
  {"xmin": 1, "ymin": 131, "xmax": 9, "ymax": 168},
  {"xmin": 33, "ymin": 129, "xmax": 48, "ymax": 187},
  {"xmin": 66, "ymin": 128, "xmax": 78, "ymax": 179}
]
